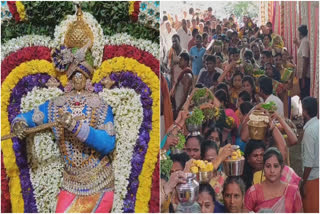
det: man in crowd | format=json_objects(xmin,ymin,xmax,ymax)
[
  {"xmin": 300, "ymin": 97, "xmax": 319, "ymax": 213},
  {"xmin": 190, "ymin": 34, "xmax": 206, "ymax": 83},
  {"xmin": 177, "ymin": 19, "xmax": 192, "ymax": 51}
]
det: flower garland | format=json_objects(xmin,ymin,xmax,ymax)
[
  {"xmin": 93, "ymin": 57, "xmax": 159, "ymax": 213},
  {"xmin": 9, "ymin": 74, "xmax": 64, "ymax": 213},
  {"xmin": 1, "ymin": 60, "xmax": 67, "ymax": 212},
  {"xmin": 16, "ymin": 1, "xmax": 26, "ymax": 21},
  {"xmin": 7, "ymin": 1, "xmax": 19, "ymax": 22},
  {"xmin": 149, "ymin": 157, "xmax": 160, "ymax": 212},
  {"xmin": 104, "ymin": 33, "xmax": 159, "ymax": 59},
  {"xmin": 1, "ymin": 154, "xmax": 11, "ymax": 213},
  {"xmin": 99, "ymin": 88, "xmax": 143, "ymax": 213},
  {"xmin": 138, "ymin": 1, "xmax": 160, "ymax": 30},
  {"xmin": 20, "ymin": 87, "xmax": 64, "ymax": 212},
  {"xmin": 1, "ymin": 35, "xmax": 54, "ymax": 61},
  {"xmin": 103, "ymin": 72, "xmax": 153, "ymax": 212},
  {"xmin": 103, "ymin": 45, "xmax": 159, "ymax": 76},
  {"xmin": 129, "ymin": 1, "xmax": 140, "ymax": 22},
  {"xmin": 1, "ymin": 46, "xmax": 51, "ymax": 83},
  {"xmin": 53, "ymin": 12, "xmax": 104, "ymax": 67}
]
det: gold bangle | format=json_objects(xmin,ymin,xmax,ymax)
[{"xmin": 74, "ymin": 121, "xmax": 82, "ymax": 136}]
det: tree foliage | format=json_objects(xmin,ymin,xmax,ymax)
[{"xmin": 224, "ymin": 2, "xmax": 259, "ymax": 20}]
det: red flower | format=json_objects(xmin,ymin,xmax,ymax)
[
  {"xmin": 103, "ymin": 44, "xmax": 159, "ymax": 77},
  {"xmin": 130, "ymin": 1, "xmax": 140, "ymax": 22},
  {"xmin": 1, "ymin": 154, "xmax": 11, "ymax": 213},
  {"xmin": 7, "ymin": 1, "xmax": 20, "ymax": 22},
  {"xmin": 1, "ymin": 46, "xmax": 52, "ymax": 83},
  {"xmin": 149, "ymin": 155, "xmax": 159, "ymax": 213}
]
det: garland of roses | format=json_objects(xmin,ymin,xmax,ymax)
[
  {"xmin": 1, "ymin": 154, "xmax": 11, "ymax": 213},
  {"xmin": 7, "ymin": 1, "xmax": 26, "ymax": 22},
  {"xmin": 104, "ymin": 33, "xmax": 159, "ymax": 59},
  {"xmin": 149, "ymin": 156, "xmax": 160, "ymax": 213},
  {"xmin": 1, "ymin": 41, "xmax": 51, "ymax": 210},
  {"xmin": 1, "ymin": 46, "xmax": 51, "ymax": 83},
  {"xmin": 1, "ymin": 35, "xmax": 54, "ymax": 61},
  {"xmin": 93, "ymin": 57, "xmax": 159, "ymax": 213},
  {"xmin": 103, "ymin": 45, "xmax": 159, "ymax": 76},
  {"xmin": 129, "ymin": 1, "xmax": 141, "ymax": 22}
]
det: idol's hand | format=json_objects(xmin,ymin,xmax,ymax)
[
  {"xmin": 59, "ymin": 112, "xmax": 75, "ymax": 129},
  {"xmin": 12, "ymin": 121, "xmax": 28, "ymax": 139}
]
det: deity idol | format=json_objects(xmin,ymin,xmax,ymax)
[{"xmin": 11, "ymin": 7, "xmax": 116, "ymax": 213}]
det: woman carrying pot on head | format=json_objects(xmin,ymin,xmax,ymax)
[
  {"xmin": 245, "ymin": 147, "xmax": 303, "ymax": 213},
  {"xmin": 223, "ymin": 176, "xmax": 247, "ymax": 213},
  {"xmin": 240, "ymin": 104, "xmax": 288, "ymax": 165},
  {"xmin": 242, "ymin": 140, "xmax": 266, "ymax": 191},
  {"xmin": 201, "ymin": 140, "xmax": 227, "ymax": 204}
]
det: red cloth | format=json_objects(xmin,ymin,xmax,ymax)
[
  {"xmin": 161, "ymin": 73, "xmax": 173, "ymax": 133},
  {"xmin": 188, "ymin": 38, "xmax": 196, "ymax": 51},
  {"xmin": 55, "ymin": 190, "xmax": 114, "ymax": 213}
]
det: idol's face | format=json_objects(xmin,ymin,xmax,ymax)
[{"xmin": 72, "ymin": 72, "xmax": 87, "ymax": 91}]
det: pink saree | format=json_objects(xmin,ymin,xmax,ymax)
[
  {"xmin": 55, "ymin": 190, "xmax": 114, "ymax": 213},
  {"xmin": 245, "ymin": 183, "xmax": 302, "ymax": 213}
]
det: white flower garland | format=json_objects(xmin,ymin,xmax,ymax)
[
  {"xmin": 1, "ymin": 35, "xmax": 55, "ymax": 61},
  {"xmin": 21, "ymin": 87, "xmax": 64, "ymax": 213},
  {"xmin": 99, "ymin": 88, "xmax": 143, "ymax": 213},
  {"xmin": 53, "ymin": 12, "xmax": 104, "ymax": 67},
  {"xmin": 104, "ymin": 33, "xmax": 160, "ymax": 59},
  {"xmin": 20, "ymin": 86, "xmax": 143, "ymax": 213}
]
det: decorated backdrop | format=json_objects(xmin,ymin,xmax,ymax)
[
  {"xmin": 1, "ymin": 1, "xmax": 160, "ymax": 213},
  {"xmin": 258, "ymin": 1, "xmax": 319, "ymax": 100}
]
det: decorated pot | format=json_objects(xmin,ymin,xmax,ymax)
[{"xmin": 176, "ymin": 173, "xmax": 199, "ymax": 206}]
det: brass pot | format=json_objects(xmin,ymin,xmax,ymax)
[
  {"xmin": 223, "ymin": 158, "xmax": 245, "ymax": 176},
  {"xmin": 248, "ymin": 120, "xmax": 268, "ymax": 140},
  {"xmin": 197, "ymin": 171, "xmax": 212, "ymax": 184}
]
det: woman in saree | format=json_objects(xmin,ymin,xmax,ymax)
[{"xmin": 245, "ymin": 147, "xmax": 303, "ymax": 213}]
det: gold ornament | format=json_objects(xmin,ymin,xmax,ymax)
[{"xmin": 64, "ymin": 5, "xmax": 94, "ymax": 49}]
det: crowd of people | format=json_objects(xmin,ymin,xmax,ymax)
[{"xmin": 160, "ymin": 6, "xmax": 319, "ymax": 213}]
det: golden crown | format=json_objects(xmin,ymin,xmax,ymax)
[{"xmin": 64, "ymin": 5, "xmax": 94, "ymax": 49}]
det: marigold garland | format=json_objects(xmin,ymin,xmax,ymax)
[
  {"xmin": 1, "ymin": 46, "xmax": 52, "ymax": 83},
  {"xmin": 1, "ymin": 60, "xmax": 67, "ymax": 212},
  {"xmin": 129, "ymin": 1, "xmax": 135, "ymax": 16},
  {"xmin": 93, "ymin": 57, "xmax": 159, "ymax": 213},
  {"xmin": 103, "ymin": 45, "xmax": 159, "ymax": 76},
  {"xmin": 16, "ymin": 1, "xmax": 26, "ymax": 21}
]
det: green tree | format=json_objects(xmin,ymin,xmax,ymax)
[{"xmin": 224, "ymin": 2, "xmax": 259, "ymax": 20}]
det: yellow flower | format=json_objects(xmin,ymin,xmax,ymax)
[
  {"xmin": 94, "ymin": 57, "xmax": 159, "ymax": 212},
  {"xmin": 129, "ymin": 1, "xmax": 135, "ymax": 16},
  {"xmin": 16, "ymin": 1, "xmax": 26, "ymax": 21},
  {"xmin": 1, "ymin": 60, "xmax": 67, "ymax": 212}
]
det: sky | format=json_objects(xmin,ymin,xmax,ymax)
[{"xmin": 161, "ymin": 1, "xmax": 232, "ymax": 20}]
